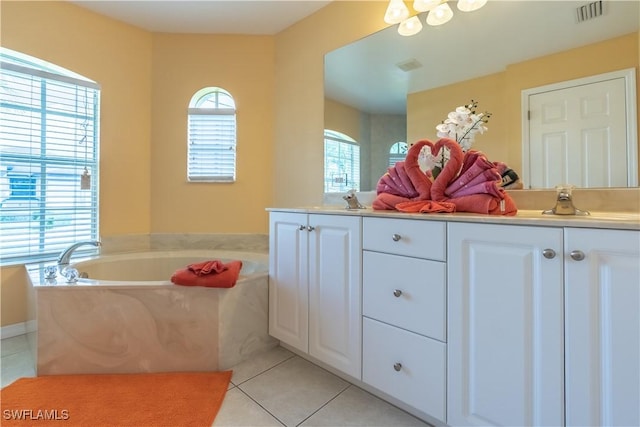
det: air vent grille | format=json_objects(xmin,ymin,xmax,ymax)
[
  {"xmin": 396, "ymin": 58, "xmax": 422, "ymax": 72},
  {"xmin": 576, "ymin": 0, "xmax": 603, "ymax": 22}
]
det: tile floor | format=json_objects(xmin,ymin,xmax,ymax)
[{"xmin": 1, "ymin": 335, "xmax": 430, "ymax": 427}]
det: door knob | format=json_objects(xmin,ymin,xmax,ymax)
[
  {"xmin": 542, "ymin": 249, "xmax": 556, "ymax": 259},
  {"xmin": 393, "ymin": 289, "xmax": 403, "ymax": 297},
  {"xmin": 570, "ymin": 250, "xmax": 585, "ymax": 261},
  {"xmin": 392, "ymin": 234, "xmax": 401, "ymax": 241}
]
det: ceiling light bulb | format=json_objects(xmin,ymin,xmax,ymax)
[
  {"xmin": 457, "ymin": 0, "xmax": 487, "ymax": 12},
  {"xmin": 413, "ymin": 0, "xmax": 441, "ymax": 12},
  {"xmin": 384, "ymin": 0, "xmax": 411, "ymax": 24},
  {"xmin": 426, "ymin": 3, "xmax": 454, "ymax": 26},
  {"xmin": 398, "ymin": 16, "xmax": 423, "ymax": 36}
]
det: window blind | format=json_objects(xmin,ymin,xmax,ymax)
[
  {"xmin": 324, "ymin": 136, "xmax": 360, "ymax": 193},
  {"xmin": 0, "ymin": 58, "xmax": 100, "ymax": 265},
  {"xmin": 187, "ymin": 108, "xmax": 236, "ymax": 182}
]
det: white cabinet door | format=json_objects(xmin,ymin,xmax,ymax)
[
  {"xmin": 269, "ymin": 212, "xmax": 309, "ymax": 353},
  {"xmin": 448, "ymin": 223, "xmax": 564, "ymax": 427},
  {"xmin": 308, "ymin": 214, "xmax": 362, "ymax": 379},
  {"xmin": 564, "ymin": 228, "xmax": 640, "ymax": 427}
]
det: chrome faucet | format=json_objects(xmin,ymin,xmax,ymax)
[
  {"xmin": 57, "ymin": 240, "xmax": 101, "ymax": 271},
  {"xmin": 343, "ymin": 190, "xmax": 365, "ymax": 210},
  {"xmin": 542, "ymin": 185, "xmax": 590, "ymax": 216}
]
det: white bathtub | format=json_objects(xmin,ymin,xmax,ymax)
[{"xmin": 26, "ymin": 250, "xmax": 278, "ymax": 375}]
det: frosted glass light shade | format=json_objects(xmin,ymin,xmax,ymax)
[
  {"xmin": 398, "ymin": 16, "xmax": 423, "ymax": 36},
  {"xmin": 457, "ymin": 0, "xmax": 487, "ymax": 12},
  {"xmin": 384, "ymin": 0, "xmax": 411, "ymax": 24},
  {"xmin": 426, "ymin": 3, "xmax": 454, "ymax": 25},
  {"xmin": 413, "ymin": 0, "xmax": 441, "ymax": 12}
]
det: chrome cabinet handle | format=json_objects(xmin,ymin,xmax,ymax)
[
  {"xmin": 392, "ymin": 234, "xmax": 401, "ymax": 242},
  {"xmin": 393, "ymin": 289, "xmax": 403, "ymax": 297},
  {"xmin": 393, "ymin": 362, "xmax": 402, "ymax": 372},
  {"xmin": 307, "ymin": 226, "xmax": 315, "ymax": 232},
  {"xmin": 570, "ymin": 250, "xmax": 585, "ymax": 261},
  {"xmin": 298, "ymin": 225, "xmax": 306, "ymax": 231},
  {"xmin": 542, "ymin": 249, "xmax": 556, "ymax": 259}
]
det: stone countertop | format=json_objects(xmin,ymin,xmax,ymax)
[{"xmin": 266, "ymin": 207, "xmax": 640, "ymax": 231}]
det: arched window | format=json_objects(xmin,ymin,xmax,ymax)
[
  {"xmin": 389, "ymin": 141, "xmax": 408, "ymax": 167},
  {"xmin": 0, "ymin": 48, "xmax": 100, "ymax": 264},
  {"xmin": 187, "ymin": 87, "xmax": 236, "ymax": 182},
  {"xmin": 324, "ymin": 129, "xmax": 360, "ymax": 193}
]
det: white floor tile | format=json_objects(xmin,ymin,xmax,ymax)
[
  {"xmin": 300, "ymin": 385, "xmax": 431, "ymax": 427},
  {"xmin": 230, "ymin": 346, "xmax": 295, "ymax": 386},
  {"xmin": 213, "ymin": 387, "xmax": 284, "ymax": 427},
  {"xmin": 1, "ymin": 350, "xmax": 35, "ymax": 388},
  {"xmin": 239, "ymin": 356, "xmax": 349, "ymax": 427}
]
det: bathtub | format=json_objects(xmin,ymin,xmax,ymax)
[{"xmin": 25, "ymin": 250, "xmax": 278, "ymax": 375}]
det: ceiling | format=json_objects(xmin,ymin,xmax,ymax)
[
  {"xmin": 70, "ymin": 0, "xmax": 332, "ymax": 34},
  {"xmin": 325, "ymin": 0, "xmax": 640, "ymax": 114}
]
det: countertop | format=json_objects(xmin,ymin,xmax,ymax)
[{"xmin": 267, "ymin": 206, "xmax": 640, "ymax": 231}]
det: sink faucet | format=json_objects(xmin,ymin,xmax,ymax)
[
  {"xmin": 542, "ymin": 185, "xmax": 590, "ymax": 216},
  {"xmin": 57, "ymin": 240, "xmax": 101, "ymax": 271},
  {"xmin": 343, "ymin": 190, "xmax": 365, "ymax": 210}
]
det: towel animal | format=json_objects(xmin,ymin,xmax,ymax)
[{"xmin": 171, "ymin": 260, "xmax": 243, "ymax": 288}]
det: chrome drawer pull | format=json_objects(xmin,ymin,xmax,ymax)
[
  {"xmin": 393, "ymin": 362, "xmax": 402, "ymax": 372},
  {"xmin": 570, "ymin": 250, "xmax": 585, "ymax": 261},
  {"xmin": 392, "ymin": 234, "xmax": 401, "ymax": 242},
  {"xmin": 393, "ymin": 289, "xmax": 403, "ymax": 297},
  {"xmin": 307, "ymin": 226, "xmax": 315, "ymax": 232},
  {"xmin": 298, "ymin": 225, "xmax": 306, "ymax": 231}
]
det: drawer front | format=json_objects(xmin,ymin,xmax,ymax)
[
  {"xmin": 363, "ymin": 251, "xmax": 446, "ymax": 341},
  {"xmin": 363, "ymin": 318, "xmax": 446, "ymax": 422},
  {"xmin": 363, "ymin": 217, "xmax": 446, "ymax": 260}
]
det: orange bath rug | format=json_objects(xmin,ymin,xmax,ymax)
[{"xmin": 0, "ymin": 371, "xmax": 232, "ymax": 426}]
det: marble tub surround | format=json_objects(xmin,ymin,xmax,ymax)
[
  {"xmin": 26, "ymin": 251, "xmax": 277, "ymax": 375},
  {"xmin": 99, "ymin": 233, "xmax": 269, "ymax": 255}
]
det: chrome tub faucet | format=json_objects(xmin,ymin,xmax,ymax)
[{"xmin": 57, "ymin": 240, "xmax": 101, "ymax": 271}]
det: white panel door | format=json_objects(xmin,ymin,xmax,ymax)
[
  {"xmin": 564, "ymin": 228, "xmax": 640, "ymax": 427},
  {"xmin": 268, "ymin": 212, "xmax": 309, "ymax": 353},
  {"xmin": 527, "ymin": 73, "xmax": 631, "ymax": 188},
  {"xmin": 448, "ymin": 223, "xmax": 564, "ymax": 427},
  {"xmin": 308, "ymin": 214, "xmax": 362, "ymax": 379}
]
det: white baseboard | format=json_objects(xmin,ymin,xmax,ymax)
[{"xmin": 1, "ymin": 321, "xmax": 35, "ymax": 339}]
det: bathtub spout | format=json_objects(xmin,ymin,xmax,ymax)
[{"xmin": 57, "ymin": 240, "xmax": 101, "ymax": 271}]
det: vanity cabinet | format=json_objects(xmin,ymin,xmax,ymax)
[
  {"xmin": 268, "ymin": 211, "xmax": 362, "ymax": 379},
  {"xmin": 448, "ymin": 223, "xmax": 640, "ymax": 427},
  {"xmin": 564, "ymin": 228, "xmax": 640, "ymax": 427},
  {"xmin": 362, "ymin": 217, "xmax": 447, "ymax": 421}
]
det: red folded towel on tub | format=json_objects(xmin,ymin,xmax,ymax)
[{"xmin": 171, "ymin": 260, "xmax": 243, "ymax": 288}]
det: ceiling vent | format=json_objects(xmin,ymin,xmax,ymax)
[
  {"xmin": 396, "ymin": 58, "xmax": 423, "ymax": 72},
  {"xmin": 576, "ymin": 0, "xmax": 603, "ymax": 22}
]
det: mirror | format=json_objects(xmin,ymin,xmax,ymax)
[{"xmin": 324, "ymin": 0, "xmax": 639, "ymax": 191}]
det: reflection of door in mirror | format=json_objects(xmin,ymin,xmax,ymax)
[{"xmin": 523, "ymin": 69, "xmax": 637, "ymax": 189}]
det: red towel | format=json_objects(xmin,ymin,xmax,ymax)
[
  {"xmin": 171, "ymin": 260, "xmax": 243, "ymax": 288},
  {"xmin": 396, "ymin": 200, "xmax": 456, "ymax": 213}
]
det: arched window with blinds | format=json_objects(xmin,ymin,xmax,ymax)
[
  {"xmin": 324, "ymin": 129, "xmax": 360, "ymax": 193},
  {"xmin": 389, "ymin": 141, "xmax": 408, "ymax": 167},
  {"xmin": 187, "ymin": 87, "xmax": 236, "ymax": 182}
]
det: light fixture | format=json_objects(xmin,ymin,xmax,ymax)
[
  {"xmin": 386, "ymin": 0, "xmax": 487, "ymax": 36},
  {"xmin": 457, "ymin": 0, "xmax": 488, "ymax": 12},
  {"xmin": 398, "ymin": 16, "xmax": 423, "ymax": 36},
  {"xmin": 384, "ymin": 0, "xmax": 410, "ymax": 24},
  {"xmin": 426, "ymin": 2, "xmax": 454, "ymax": 26},
  {"xmin": 413, "ymin": 0, "xmax": 441, "ymax": 12}
]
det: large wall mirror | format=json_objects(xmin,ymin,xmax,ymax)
[{"xmin": 324, "ymin": 0, "xmax": 639, "ymax": 191}]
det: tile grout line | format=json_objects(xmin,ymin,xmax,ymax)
[
  {"xmin": 294, "ymin": 383, "xmax": 352, "ymax": 427},
  {"xmin": 230, "ymin": 352, "xmax": 297, "ymax": 388},
  {"xmin": 234, "ymin": 386, "xmax": 287, "ymax": 427}
]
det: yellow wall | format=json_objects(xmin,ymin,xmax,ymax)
[
  {"xmin": 324, "ymin": 98, "xmax": 362, "ymax": 141},
  {"xmin": 408, "ymin": 32, "xmax": 639, "ymax": 177},
  {"xmin": 273, "ymin": 1, "xmax": 388, "ymax": 207},
  {"xmin": 150, "ymin": 34, "xmax": 274, "ymax": 233}
]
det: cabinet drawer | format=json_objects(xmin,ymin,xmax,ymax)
[
  {"xmin": 363, "ymin": 251, "xmax": 446, "ymax": 341},
  {"xmin": 363, "ymin": 217, "xmax": 445, "ymax": 260},
  {"xmin": 363, "ymin": 318, "xmax": 446, "ymax": 422}
]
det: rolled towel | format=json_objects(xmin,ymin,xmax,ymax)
[
  {"xmin": 444, "ymin": 155, "xmax": 495, "ymax": 196},
  {"xmin": 396, "ymin": 200, "xmax": 456, "ymax": 213},
  {"xmin": 171, "ymin": 260, "xmax": 243, "ymax": 288},
  {"xmin": 449, "ymin": 179, "xmax": 504, "ymax": 199}
]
